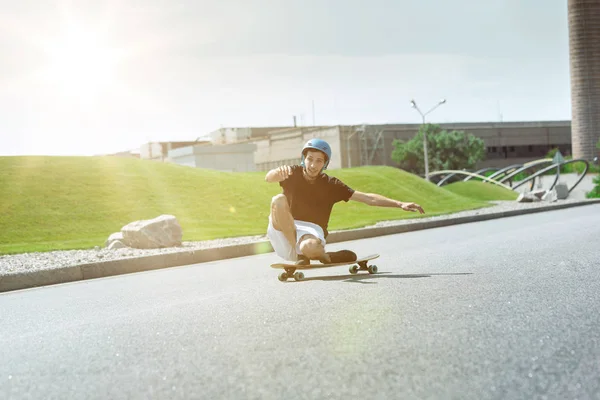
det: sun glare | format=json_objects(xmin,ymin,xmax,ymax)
[{"xmin": 41, "ymin": 22, "xmax": 123, "ymax": 97}]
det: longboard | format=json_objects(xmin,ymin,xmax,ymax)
[{"xmin": 270, "ymin": 254, "xmax": 380, "ymax": 282}]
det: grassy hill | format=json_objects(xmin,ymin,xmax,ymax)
[{"xmin": 0, "ymin": 156, "xmax": 508, "ymax": 255}]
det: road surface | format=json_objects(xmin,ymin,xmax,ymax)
[{"xmin": 1, "ymin": 204, "xmax": 599, "ymax": 399}]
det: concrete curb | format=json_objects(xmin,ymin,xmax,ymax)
[{"xmin": 2, "ymin": 199, "xmax": 600, "ymax": 293}]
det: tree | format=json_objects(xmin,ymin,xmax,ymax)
[{"xmin": 391, "ymin": 124, "xmax": 485, "ymax": 175}]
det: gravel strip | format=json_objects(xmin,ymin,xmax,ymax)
[{"xmin": 0, "ymin": 198, "xmax": 596, "ymax": 277}]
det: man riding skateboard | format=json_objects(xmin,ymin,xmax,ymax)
[{"xmin": 265, "ymin": 138, "xmax": 425, "ymax": 265}]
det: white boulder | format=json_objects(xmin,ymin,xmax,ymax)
[{"xmin": 121, "ymin": 214, "xmax": 183, "ymax": 249}]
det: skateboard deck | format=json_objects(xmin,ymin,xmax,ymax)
[{"xmin": 271, "ymin": 254, "xmax": 380, "ymax": 282}]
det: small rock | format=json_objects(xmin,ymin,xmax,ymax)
[
  {"xmin": 531, "ymin": 189, "xmax": 547, "ymax": 200},
  {"xmin": 516, "ymin": 193, "xmax": 540, "ymax": 203},
  {"xmin": 542, "ymin": 189, "xmax": 558, "ymax": 202},
  {"xmin": 105, "ymin": 232, "xmax": 124, "ymax": 248},
  {"xmin": 555, "ymin": 183, "xmax": 569, "ymax": 200}
]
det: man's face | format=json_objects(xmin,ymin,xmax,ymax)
[{"xmin": 303, "ymin": 150, "xmax": 327, "ymax": 179}]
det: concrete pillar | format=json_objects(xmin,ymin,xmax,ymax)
[{"xmin": 568, "ymin": 0, "xmax": 600, "ymax": 160}]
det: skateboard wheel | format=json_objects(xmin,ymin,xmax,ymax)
[
  {"xmin": 349, "ymin": 265, "xmax": 359, "ymax": 274},
  {"xmin": 367, "ymin": 265, "xmax": 378, "ymax": 274},
  {"xmin": 278, "ymin": 272, "xmax": 288, "ymax": 282},
  {"xmin": 293, "ymin": 272, "xmax": 304, "ymax": 281}
]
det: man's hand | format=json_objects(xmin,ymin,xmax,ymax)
[
  {"xmin": 265, "ymin": 165, "xmax": 294, "ymax": 183},
  {"xmin": 277, "ymin": 165, "xmax": 293, "ymax": 180},
  {"xmin": 399, "ymin": 202, "xmax": 425, "ymax": 214}
]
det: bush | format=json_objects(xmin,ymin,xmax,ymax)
[
  {"xmin": 586, "ymin": 174, "xmax": 600, "ymax": 198},
  {"xmin": 545, "ymin": 147, "xmax": 560, "ymax": 160}
]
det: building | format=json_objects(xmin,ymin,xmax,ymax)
[
  {"xmin": 139, "ymin": 141, "xmax": 208, "ymax": 162},
  {"xmin": 254, "ymin": 120, "xmax": 573, "ymax": 171},
  {"xmin": 168, "ymin": 142, "xmax": 257, "ymax": 172},
  {"xmin": 201, "ymin": 126, "xmax": 291, "ymax": 144},
  {"xmin": 137, "ymin": 120, "xmax": 583, "ymax": 173}
]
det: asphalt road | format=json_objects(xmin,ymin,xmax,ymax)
[{"xmin": 1, "ymin": 204, "xmax": 600, "ymax": 400}]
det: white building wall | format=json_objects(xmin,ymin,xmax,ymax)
[
  {"xmin": 168, "ymin": 153, "xmax": 197, "ymax": 167},
  {"xmin": 168, "ymin": 143, "xmax": 257, "ymax": 172},
  {"xmin": 206, "ymin": 128, "xmax": 254, "ymax": 144},
  {"xmin": 139, "ymin": 143, "xmax": 165, "ymax": 160}
]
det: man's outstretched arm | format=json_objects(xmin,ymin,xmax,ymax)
[
  {"xmin": 349, "ymin": 191, "xmax": 425, "ymax": 214},
  {"xmin": 265, "ymin": 166, "xmax": 293, "ymax": 183}
]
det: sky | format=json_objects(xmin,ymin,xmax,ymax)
[{"xmin": 0, "ymin": 0, "xmax": 571, "ymax": 156}]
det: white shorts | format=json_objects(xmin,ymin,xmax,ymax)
[{"xmin": 267, "ymin": 217, "xmax": 326, "ymax": 261}]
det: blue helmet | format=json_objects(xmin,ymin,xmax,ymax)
[{"xmin": 301, "ymin": 138, "xmax": 332, "ymax": 171}]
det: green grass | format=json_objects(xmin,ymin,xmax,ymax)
[
  {"xmin": 442, "ymin": 181, "xmax": 519, "ymax": 201},
  {"xmin": 0, "ymin": 157, "xmax": 509, "ymax": 255}
]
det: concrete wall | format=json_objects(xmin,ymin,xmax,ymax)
[
  {"xmin": 140, "ymin": 141, "xmax": 204, "ymax": 162},
  {"xmin": 206, "ymin": 128, "xmax": 253, "ymax": 144},
  {"xmin": 254, "ymin": 126, "xmax": 342, "ymax": 171},
  {"xmin": 140, "ymin": 143, "xmax": 165, "ymax": 161},
  {"xmin": 338, "ymin": 126, "xmax": 397, "ymax": 168},
  {"xmin": 206, "ymin": 127, "xmax": 291, "ymax": 144},
  {"xmin": 168, "ymin": 143, "xmax": 257, "ymax": 172},
  {"xmin": 457, "ymin": 123, "xmax": 571, "ymax": 148}
]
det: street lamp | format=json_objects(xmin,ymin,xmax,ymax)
[{"xmin": 410, "ymin": 98, "xmax": 447, "ymax": 181}]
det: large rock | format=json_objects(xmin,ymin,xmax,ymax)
[{"xmin": 121, "ymin": 215, "xmax": 183, "ymax": 249}]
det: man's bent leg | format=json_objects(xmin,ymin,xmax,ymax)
[
  {"xmin": 299, "ymin": 235, "xmax": 358, "ymax": 264},
  {"xmin": 270, "ymin": 194, "xmax": 297, "ymax": 251}
]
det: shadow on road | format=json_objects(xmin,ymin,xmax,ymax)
[{"xmin": 297, "ymin": 272, "xmax": 473, "ymax": 284}]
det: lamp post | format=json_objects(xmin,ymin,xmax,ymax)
[{"xmin": 410, "ymin": 99, "xmax": 447, "ymax": 181}]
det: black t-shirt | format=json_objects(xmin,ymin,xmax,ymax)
[{"xmin": 279, "ymin": 165, "xmax": 355, "ymax": 237}]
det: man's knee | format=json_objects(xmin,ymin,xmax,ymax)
[
  {"xmin": 271, "ymin": 194, "xmax": 289, "ymax": 212},
  {"xmin": 270, "ymin": 194, "xmax": 293, "ymax": 234},
  {"xmin": 299, "ymin": 236, "xmax": 324, "ymax": 258}
]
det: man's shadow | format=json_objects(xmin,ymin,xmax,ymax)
[{"xmin": 296, "ymin": 272, "xmax": 473, "ymax": 284}]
